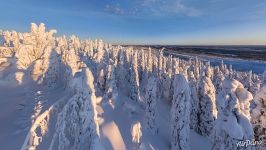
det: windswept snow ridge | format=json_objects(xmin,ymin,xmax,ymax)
[{"xmin": 0, "ymin": 23, "xmax": 265, "ymax": 150}]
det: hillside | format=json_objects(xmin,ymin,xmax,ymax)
[{"xmin": 0, "ymin": 23, "xmax": 265, "ymax": 150}]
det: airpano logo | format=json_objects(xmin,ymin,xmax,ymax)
[{"xmin": 236, "ymin": 139, "xmax": 265, "ymax": 148}]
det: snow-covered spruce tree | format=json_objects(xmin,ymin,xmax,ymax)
[
  {"xmin": 140, "ymin": 56, "xmax": 149, "ymax": 97},
  {"xmin": 22, "ymin": 23, "xmax": 58, "ymax": 86},
  {"xmin": 205, "ymin": 62, "xmax": 214, "ymax": 79},
  {"xmin": 251, "ymin": 69, "xmax": 266, "ymax": 149},
  {"xmin": 249, "ymin": 75, "xmax": 260, "ymax": 95},
  {"xmin": 192, "ymin": 57, "xmax": 200, "ymax": 81},
  {"xmin": 139, "ymin": 49, "xmax": 146, "ymax": 82},
  {"xmin": 1, "ymin": 30, "xmax": 12, "ymax": 47},
  {"xmin": 198, "ymin": 65, "xmax": 218, "ymax": 136},
  {"xmin": 69, "ymin": 35, "xmax": 81, "ymax": 52},
  {"xmin": 103, "ymin": 64, "xmax": 118, "ymax": 105},
  {"xmin": 97, "ymin": 66, "xmax": 106, "ymax": 91},
  {"xmin": 42, "ymin": 49, "xmax": 61, "ymax": 88},
  {"xmin": 170, "ymin": 58, "xmax": 180, "ymax": 101},
  {"xmin": 1, "ymin": 30, "xmax": 20, "ymax": 56},
  {"xmin": 219, "ymin": 60, "xmax": 231, "ymax": 79},
  {"xmin": 117, "ymin": 49, "xmax": 128, "ymax": 89},
  {"xmin": 94, "ymin": 39, "xmax": 105, "ymax": 63},
  {"xmin": 188, "ymin": 71, "xmax": 200, "ymax": 131},
  {"xmin": 145, "ymin": 74, "xmax": 158, "ymax": 134},
  {"xmin": 166, "ymin": 55, "xmax": 173, "ymax": 76},
  {"xmin": 152, "ymin": 54, "xmax": 159, "ymax": 76},
  {"xmin": 245, "ymin": 70, "xmax": 253, "ymax": 92},
  {"xmin": 213, "ymin": 67, "xmax": 225, "ymax": 94},
  {"xmin": 128, "ymin": 50, "xmax": 140, "ymax": 102},
  {"xmin": 63, "ymin": 47, "xmax": 83, "ymax": 76},
  {"xmin": 212, "ymin": 78, "xmax": 255, "ymax": 150},
  {"xmin": 226, "ymin": 64, "xmax": 232, "ymax": 79},
  {"xmin": 56, "ymin": 68, "xmax": 101, "ymax": 150},
  {"xmin": 172, "ymin": 58, "xmax": 180, "ymax": 75},
  {"xmin": 89, "ymin": 40, "xmax": 95, "ymax": 58},
  {"xmin": 171, "ymin": 74, "xmax": 191, "ymax": 150},
  {"xmin": 102, "ymin": 44, "xmax": 111, "ymax": 65},
  {"xmin": 110, "ymin": 47, "xmax": 119, "ymax": 67},
  {"xmin": 223, "ymin": 65, "xmax": 230, "ymax": 78},
  {"xmin": 83, "ymin": 40, "xmax": 93, "ymax": 59},
  {"xmin": 146, "ymin": 47, "xmax": 153, "ymax": 73},
  {"xmin": 161, "ymin": 71, "xmax": 172, "ymax": 103},
  {"xmin": 14, "ymin": 23, "xmax": 57, "ymax": 70},
  {"xmin": 159, "ymin": 56, "xmax": 172, "ymax": 103},
  {"xmin": 106, "ymin": 61, "xmax": 113, "ymax": 84},
  {"xmin": 158, "ymin": 49, "xmax": 164, "ymax": 78},
  {"xmin": 179, "ymin": 60, "xmax": 189, "ymax": 79}
]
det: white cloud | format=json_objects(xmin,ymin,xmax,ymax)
[
  {"xmin": 103, "ymin": 0, "xmax": 202, "ymax": 17},
  {"xmin": 172, "ymin": 1, "xmax": 202, "ymax": 17},
  {"xmin": 104, "ymin": 4, "xmax": 124, "ymax": 15},
  {"xmin": 141, "ymin": 0, "xmax": 157, "ymax": 6},
  {"xmin": 139, "ymin": 0, "xmax": 202, "ymax": 17}
]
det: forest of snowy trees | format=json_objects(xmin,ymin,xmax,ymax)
[{"xmin": 0, "ymin": 23, "xmax": 265, "ymax": 150}]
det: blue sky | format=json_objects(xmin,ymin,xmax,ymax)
[{"xmin": 0, "ymin": 0, "xmax": 266, "ymax": 45}]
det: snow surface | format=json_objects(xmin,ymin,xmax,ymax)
[{"xmin": 0, "ymin": 78, "xmax": 212, "ymax": 150}]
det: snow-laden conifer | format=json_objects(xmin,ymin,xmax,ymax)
[
  {"xmin": 212, "ymin": 78, "xmax": 255, "ymax": 150},
  {"xmin": 213, "ymin": 67, "xmax": 225, "ymax": 94},
  {"xmin": 188, "ymin": 71, "xmax": 200, "ymax": 131},
  {"xmin": 103, "ymin": 64, "xmax": 118, "ymax": 104},
  {"xmin": 56, "ymin": 68, "xmax": 101, "ymax": 150},
  {"xmin": 171, "ymin": 74, "xmax": 191, "ymax": 150},
  {"xmin": 129, "ymin": 50, "xmax": 140, "ymax": 102},
  {"xmin": 145, "ymin": 75, "xmax": 158, "ymax": 134},
  {"xmin": 198, "ymin": 65, "xmax": 217, "ymax": 136},
  {"xmin": 251, "ymin": 69, "xmax": 266, "ymax": 150}
]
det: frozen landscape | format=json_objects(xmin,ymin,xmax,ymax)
[{"xmin": 0, "ymin": 23, "xmax": 265, "ymax": 150}]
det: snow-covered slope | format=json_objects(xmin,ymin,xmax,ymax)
[{"xmin": 0, "ymin": 23, "xmax": 265, "ymax": 150}]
